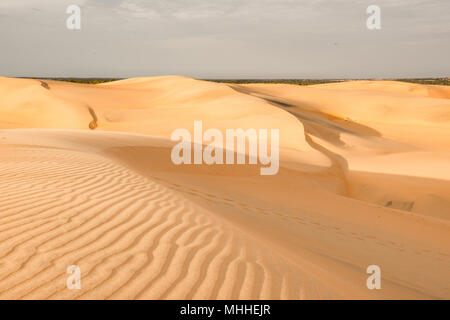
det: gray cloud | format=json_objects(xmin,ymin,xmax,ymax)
[{"xmin": 0, "ymin": 0, "xmax": 448, "ymax": 78}]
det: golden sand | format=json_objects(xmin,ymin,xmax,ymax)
[{"xmin": 0, "ymin": 76, "xmax": 449, "ymax": 299}]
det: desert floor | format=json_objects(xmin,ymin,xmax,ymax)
[{"xmin": 0, "ymin": 76, "xmax": 449, "ymax": 299}]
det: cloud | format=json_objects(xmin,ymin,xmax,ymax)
[{"xmin": 0, "ymin": 0, "xmax": 448, "ymax": 78}]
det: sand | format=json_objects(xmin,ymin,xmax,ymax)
[{"xmin": 0, "ymin": 76, "xmax": 449, "ymax": 299}]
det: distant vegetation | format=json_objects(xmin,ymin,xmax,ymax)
[
  {"xmin": 211, "ymin": 78, "xmax": 450, "ymax": 86},
  {"xmin": 24, "ymin": 77, "xmax": 449, "ymax": 86},
  {"xmin": 396, "ymin": 78, "xmax": 450, "ymax": 86},
  {"xmin": 208, "ymin": 79, "xmax": 343, "ymax": 86},
  {"xmin": 50, "ymin": 78, "xmax": 119, "ymax": 84},
  {"xmin": 21, "ymin": 78, "xmax": 120, "ymax": 84}
]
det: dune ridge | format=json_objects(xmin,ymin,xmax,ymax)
[{"xmin": 0, "ymin": 76, "xmax": 449, "ymax": 299}]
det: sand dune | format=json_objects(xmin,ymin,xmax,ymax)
[{"xmin": 0, "ymin": 76, "xmax": 449, "ymax": 299}]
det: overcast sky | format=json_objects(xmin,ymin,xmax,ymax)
[{"xmin": 0, "ymin": 0, "xmax": 449, "ymax": 78}]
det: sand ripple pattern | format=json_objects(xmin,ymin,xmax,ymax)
[{"xmin": 0, "ymin": 147, "xmax": 324, "ymax": 299}]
